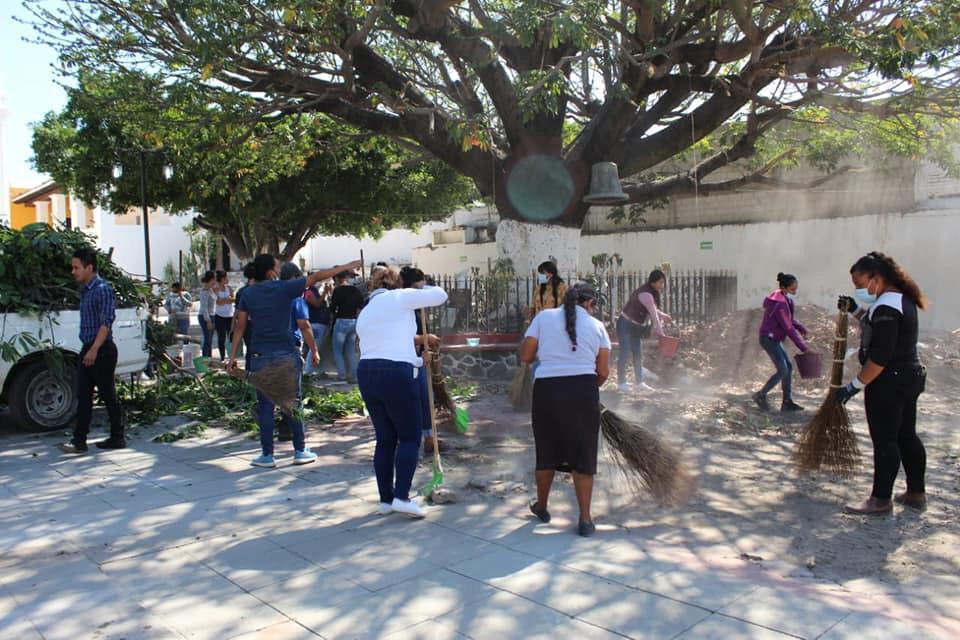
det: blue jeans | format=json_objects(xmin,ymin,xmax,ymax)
[
  {"xmin": 249, "ymin": 351, "xmax": 304, "ymax": 456},
  {"xmin": 357, "ymin": 359, "xmax": 422, "ymax": 503},
  {"xmin": 759, "ymin": 335, "xmax": 793, "ymax": 401},
  {"xmin": 200, "ymin": 318, "xmax": 214, "ymax": 358},
  {"xmin": 175, "ymin": 317, "xmax": 190, "ymax": 339},
  {"xmin": 332, "ymin": 318, "xmax": 359, "ymax": 381},
  {"xmin": 304, "ymin": 322, "xmax": 330, "ymax": 375},
  {"xmin": 616, "ymin": 316, "xmax": 645, "ymax": 384}
]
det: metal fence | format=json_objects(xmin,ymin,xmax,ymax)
[{"xmin": 423, "ymin": 270, "xmax": 737, "ymax": 335}]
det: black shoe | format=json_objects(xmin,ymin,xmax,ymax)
[
  {"xmin": 58, "ymin": 442, "xmax": 88, "ymax": 454},
  {"xmin": 529, "ymin": 499, "xmax": 551, "ymax": 523},
  {"xmin": 95, "ymin": 438, "xmax": 127, "ymax": 450},
  {"xmin": 781, "ymin": 401, "xmax": 804, "ymax": 413},
  {"xmin": 752, "ymin": 392, "xmax": 770, "ymax": 412},
  {"xmin": 578, "ymin": 520, "xmax": 596, "ymax": 537}
]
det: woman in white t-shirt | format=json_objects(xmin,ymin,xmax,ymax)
[
  {"xmin": 519, "ymin": 282, "xmax": 611, "ymax": 537},
  {"xmin": 213, "ymin": 270, "xmax": 235, "ymax": 361},
  {"xmin": 356, "ymin": 266, "xmax": 448, "ymax": 519}
]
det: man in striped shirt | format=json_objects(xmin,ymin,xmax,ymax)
[{"xmin": 59, "ymin": 247, "xmax": 125, "ymax": 453}]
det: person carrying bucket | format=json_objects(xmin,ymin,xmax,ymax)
[
  {"xmin": 753, "ymin": 272, "xmax": 810, "ymax": 413},
  {"xmin": 616, "ymin": 269, "xmax": 672, "ymax": 393}
]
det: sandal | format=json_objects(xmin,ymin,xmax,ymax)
[
  {"xmin": 529, "ymin": 499, "xmax": 550, "ymax": 523},
  {"xmin": 844, "ymin": 497, "xmax": 893, "ymax": 515}
]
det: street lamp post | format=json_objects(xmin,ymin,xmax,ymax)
[{"xmin": 114, "ymin": 151, "xmax": 172, "ymax": 282}]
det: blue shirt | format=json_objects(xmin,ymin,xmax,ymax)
[
  {"xmin": 290, "ymin": 297, "xmax": 308, "ymax": 344},
  {"xmin": 79, "ymin": 275, "xmax": 116, "ymax": 344},
  {"xmin": 236, "ymin": 277, "xmax": 307, "ymax": 354}
]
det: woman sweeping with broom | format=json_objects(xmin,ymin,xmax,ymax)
[
  {"xmin": 356, "ymin": 267, "xmax": 448, "ymax": 518},
  {"xmin": 520, "ymin": 282, "xmax": 611, "ymax": 537},
  {"xmin": 835, "ymin": 252, "xmax": 928, "ymax": 515}
]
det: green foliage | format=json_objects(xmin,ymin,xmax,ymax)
[{"xmin": 0, "ymin": 223, "xmax": 142, "ymax": 314}]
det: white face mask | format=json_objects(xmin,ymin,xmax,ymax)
[
  {"xmin": 786, "ymin": 293, "xmax": 796, "ymax": 302},
  {"xmin": 537, "ymin": 273, "xmax": 549, "ymax": 285}
]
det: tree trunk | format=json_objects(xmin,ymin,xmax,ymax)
[{"xmin": 495, "ymin": 219, "xmax": 582, "ymax": 277}]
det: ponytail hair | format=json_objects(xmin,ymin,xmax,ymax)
[
  {"xmin": 562, "ymin": 282, "xmax": 597, "ymax": 351},
  {"xmin": 850, "ymin": 251, "xmax": 927, "ymax": 310},
  {"xmin": 776, "ymin": 272, "xmax": 797, "ymax": 289}
]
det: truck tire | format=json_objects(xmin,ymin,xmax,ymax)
[{"xmin": 8, "ymin": 360, "xmax": 78, "ymax": 432}]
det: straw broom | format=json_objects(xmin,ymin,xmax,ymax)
[
  {"xmin": 794, "ymin": 311, "xmax": 861, "ymax": 476},
  {"xmin": 599, "ymin": 404, "xmax": 693, "ymax": 505},
  {"xmin": 228, "ymin": 357, "xmax": 300, "ymax": 417},
  {"xmin": 419, "ymin": 310, "xmax": 445, "ymax": 499},
  {"xmin": 430, "ymin": 359, "xmax": 470, "ymax": 434}
]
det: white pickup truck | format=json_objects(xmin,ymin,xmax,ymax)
[{"xmin": 0, "ymin": 308, "xmax": 150, "ymax": 431}]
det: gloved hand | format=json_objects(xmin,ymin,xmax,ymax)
[
  {"xmin": 837, "ymin": 295, "xmax": 858, "ymax": 314},
  {"xmin": 834, "ymin": 381, "xmax": 861, "ymax": 405}
]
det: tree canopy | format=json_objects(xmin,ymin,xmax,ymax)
[
  {"xmin": 27, "ymin": 1, "xmax": 960, "ymax": 232},
  {"xmin": 31, "ymin": 71, "xmax": 476, "ymax": 260}
]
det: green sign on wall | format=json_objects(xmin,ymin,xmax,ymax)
[{"xmin": 700, "ymin": 241, "xmax": 713, "ymax": 250}]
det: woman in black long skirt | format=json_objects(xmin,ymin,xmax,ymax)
[
  {"xmin": 836, "ymin": 251, "xmax": 928, "ymax": 514},
  {"xmin": 519, "ymin": 283, "xmax": 611, "ymax": 536}
]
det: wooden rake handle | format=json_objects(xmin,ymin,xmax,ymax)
[{"xmin": 419, "ymin": 309, "xmax": 443, "ymax": 473}]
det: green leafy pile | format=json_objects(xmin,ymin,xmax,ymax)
[{"xmin": 0, "ymin": 223, "xmax": 143, "ymax": 313}]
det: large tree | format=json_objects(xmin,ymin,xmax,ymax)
[
  {"xmin": 28, "ymin": 1, "xmax": 960, "ymax": 270},
  {"xmin": 32, "ymin": 72, "xmax": 475, "ymax": 261}
]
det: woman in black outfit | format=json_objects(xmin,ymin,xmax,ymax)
[{"xmin": 836, "ymin": 251, "xmax": 928, "ymax": 514}]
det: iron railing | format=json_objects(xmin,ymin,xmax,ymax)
[{"xmin": 422, "ymin": 270, "xmax": 737, "ymax": 335}]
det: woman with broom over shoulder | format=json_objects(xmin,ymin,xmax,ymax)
[
  {"xmin": 753, "ymin": 272, "xmax": 810, "ymax": 413},
  {"xmin": 835, "ymin": 252, "xmax": 928, "ymax": 515},
  {"xmin": 356, "ymin": 266, "xmax": 448, "ymax": 518},
  {"xmin": 520, "ymin": 283, "xmax": 611, "ymax": 537},
  {"xmin": 228, "ymin": 255, "xmax": 362, "ymax": 468}
]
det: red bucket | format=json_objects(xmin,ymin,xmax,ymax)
[
  {"xmin": 658, "ymin": 334, "xmax": 681, "ymax": 358},
  {"xmin": 794, "ymin": 351, "xmax": 823, "ymax": 379}
]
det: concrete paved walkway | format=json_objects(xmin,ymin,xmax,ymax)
[{"xmin": 1, "ymin": 425, "xmax": 957, "ymax": 640}]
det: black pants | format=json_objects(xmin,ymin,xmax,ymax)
[
  {"xmin": 73, "ymin": 341, "xmax": 123, "ymax": 446},
  {"xmin": 214, "ymin": 315, "xmax": 233, "ymax": 360},
  {"xmin": 864, "ymin": 366, "xmax": 926, "ymax": 500}
]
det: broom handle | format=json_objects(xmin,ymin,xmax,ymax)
[{"xmin": 419, "ymin": 309, "xmax": 443, "ymax": 472}]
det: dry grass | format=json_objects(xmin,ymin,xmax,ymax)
[
  {"xmin": 794, "ymin": 312, "xmax": 861, "ymax": 476},
  {"xmin": 599, "ymin": 405, "xmax": 694, "ymax": 505}
]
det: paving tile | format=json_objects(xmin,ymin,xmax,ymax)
[
  {"xmin": 674, "ymin": 613, "xmax": 796, "ymax": 639},
  {"xmin": 437, "ymin": 590, "xmax": 576, "ymax": 638},
  {"xmin": 326, "ymin": 548, "xmax": 442, "ymax": 591},
  {"xmin": 820, "ymin": 611, "xmax": 958, "ymax": 640},
  {"xmin": 230, "ymin": 620, "xmax": 319, "ymax": 640},
  {"xmin": 138, "ymin": 574, "xmax": 287, "ymax": 640},
  {"xmin": 273, "ymin": 588, "xmax": 432, "ymax": 638},
  {"xmin": 383, "ymin": 620, "xmax": 469, "ymax": 639},
  {"xmin": 447, "ymin": 547, "xmax": 542, "ymax": 583},
  {"xmin": 573, "ymin": 583, "xmax": 711, "ymax": 638},
  {"xmin": 490, "ymin": 560, "xmax": 631, "ymax": 616},
  {"xmin": 99, "ymin": 544, "xmax": 224, "ymax": 599},
  {"xmin": 186, "ymin": 536, "xmax": 317, "ymax": 591},
  {"xmin": 718, "ymin": 585, "xmax": 851, "ymax": 639}
]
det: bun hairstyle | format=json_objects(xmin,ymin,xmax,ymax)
[
  {"xmin": 562, "ymin": 282, "xmax": 597, "ymax": 351},
  {"xmin": 647, "ymin": 269, "xmax": 666, "ymax": 285},
  {"xmin": 201, "ymin": 269, "xmax": 216, "ymax": 284},
  {"xmin": 399, "ymin": 266, "xmax": 426, "ymax": 288},
  {"xmin": 850, "ymin": 251, "xmax": 928, "ymax": 310},
  {"xmin": 369, "ymin": 265, "xmax": 401, "ymax": 291},
  {"xmin": 776, "ymin": 272, "xmax": 797, "ymax": 289}
]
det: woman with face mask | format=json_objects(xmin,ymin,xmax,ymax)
[
  {"xmin": 753, "ymin": 272, "xmax": 809, "ymax": 412},
  {"xmin": 835, "ymin": 252, "xmax": 928, "ymax": 515},
  {"xmin": 531, "ymin": 261, "xmax": 568, "ymax": 317}
]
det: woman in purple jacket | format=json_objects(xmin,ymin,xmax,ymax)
[{"xmin": 753, "ymin": 273, "xmax": 809, "ymax": 412}]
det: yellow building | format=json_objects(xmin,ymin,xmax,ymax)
[{"xmin": 8, "ymin": 186, "xmax": 40, "ymax": 228}]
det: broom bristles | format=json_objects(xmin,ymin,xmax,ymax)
[
  {"xmin": 599, "ymin": 406, "xmax": 693, "ymax": 505},
  {"xmin": 794, "ymin": 311, "xmax": 861, "ymax": 476},
  {"xmin": 509, "ymin": 363, "xmax": 533, "ymax": 410},
  {"xmin": 242, "ymin": 358, "xmax": 300, "ymax": 416},
  {"xmin": 430, "ymin": 360, "xmax": 457, "ymax": 415}
]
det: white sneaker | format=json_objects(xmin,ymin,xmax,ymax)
[
  {"xmin": 618, "ymin": 383, "xmax": 631, "ymax": 393},
  {"xmin": 391, "ymin": 498, "xmax": 427, "ymax": 518},
  {"xmin": 636, "ymin": 382, "xmax": 655, "ymax": 393},
  {"xmin": 376, "ymin": 502, "xmax": 393, "ymax": 516}
]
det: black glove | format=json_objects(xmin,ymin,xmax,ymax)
[
  {"xmin": 837, "ymin": 295, "xmax": 858, "ymax": 314},
  {"xmin": 834, "ymin": 381, "xmax": 861, "ymax": 405}
]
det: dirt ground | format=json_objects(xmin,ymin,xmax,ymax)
[{"xmin": 429, "ymin": 306, "xmax": 960, "ymax": 587}]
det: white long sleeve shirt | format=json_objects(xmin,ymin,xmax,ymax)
[{"xmin": 357, "ymin": 286, "xmax": 449, "ymax": 366}]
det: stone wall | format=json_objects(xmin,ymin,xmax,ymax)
[{"xmin": 440, "ymin": 349, "xmax": 518, "ymax": 381}]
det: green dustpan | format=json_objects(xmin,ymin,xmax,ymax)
[{"xmin": 421, "ymin": 465, "xmax": 445, "ymax": 500}]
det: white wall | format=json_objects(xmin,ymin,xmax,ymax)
[
  {"xmin": 580, "ymin": 209, "xmax": 960, "ymax": 332},
  {"xmin": 411, "ymin": 240, "xmax": 498, "ymax": 276},
  {"xmin": 94, "ymin": 208, "xmax": 197, "ymax": 281},
  {"xmin": 297, "ymin": 222, "xmax": 448, "ymax": 270}
]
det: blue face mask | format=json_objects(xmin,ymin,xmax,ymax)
[
  {"xmin": 537, "ymin": 273, "xmax": 549, "ymax": 285},
  {"xmin": 854, "ymin": 288, "xmax": 876, "ymax": 306}
]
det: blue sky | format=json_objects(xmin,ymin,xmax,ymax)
[{"xmin": 1, "ymin": 1, "xmax": 68, "ymax": 187}]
